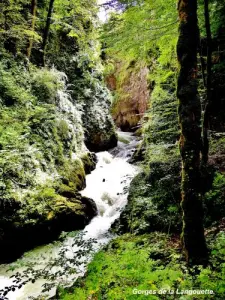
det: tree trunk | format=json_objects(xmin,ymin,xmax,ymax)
[
  {"xmin": 199, "ymin": 40, "xmax": 206, "ymax": 89},
  {"xmin": 3, "ymin": 1, "xmax": 16, "ymax": 55},
  {"xmin": 202, "ymin": 0, "xmax": 212, "ymax": 164},
  {"xmin": 27, "ymin": 0, "xmax": 38, "ymax": 59},
  {"xmin": 177, "ymin": 0, "xmax": 208, "ymax": 266},
  {"xmin": 41, "ymin": 0, "xmax": 55, "ymax": 66}
]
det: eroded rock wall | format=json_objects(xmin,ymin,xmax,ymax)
[
  {"xmin": 106, "ymin": 62, "xmax": 149, "ymax": 131},
  {"xmin": 0, "ymin": 60, "xmax": 115, "ymax": 262}
]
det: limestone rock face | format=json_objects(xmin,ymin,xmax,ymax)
[
  {"xmin": 80, "ymin": 76, "xmax": 118, "ymax": 152},
  {"xmin": 0, "ymin": 64, "xmax": 112, "ymax": 262},
  {"xmin": 54, "ymin": 59, "xmax": 118, "ymax": 153},
  {"xmin": 83, "ymin": 107, "xmax": 118, "ymax": 152},
  {"xmin": 107, "ymin": 63, "xmax": 149, "ymax": 131}
]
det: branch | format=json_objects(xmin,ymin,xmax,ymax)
[{"xmin": 144, "ymin": 20, "xmax": 178, "ymax": 31}]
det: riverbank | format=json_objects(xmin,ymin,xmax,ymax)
[
  {"xmin": 0, "ymin": 132, "xmax": 139, "ymax": 300},
  {"xmin": 59, "ymin": 229, "xmax": 225, "ymax": 300}
]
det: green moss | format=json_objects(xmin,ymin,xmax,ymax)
[
  {"xmin": 118, "ymin": 139, "xmax": 225, "ymax": 236},
  {"xmin": 143, "ymin": 77, "xmax": 179, "ymax": 145},
  {"xmin": 0, "ymin": 61, "xmax": 97, "ymax": 259},
  {"xmin": 59, "ymin": 159, "xmax": 86, "ymax": 191},
  {"xmin": 18, "ymin": 186, "xmax": 65, "ymax": 223},
  {"xmin": 18, "ymin": 184, "xmax": 86, "ymax": 225},
  {"xmin": 80, "ymin": 153, "xmax": 96, "ymax": 174},
  {"xmin": 56, "ymin": 184, "xmax": 77, "ymax": 198},
  {"xmin": 31, "ymin": 68, "xmax": 63, "ymax": 104},
  {"xmin": 57, "ymin": 119, "xmax": 70, "ymax": 141},
  {"xmin": 209, "ymin": 134, "xmax": 225, "ymax": 155},
  {"xmin": 0, "ymin": 61, "xmax": 36, "ymax": 106}
]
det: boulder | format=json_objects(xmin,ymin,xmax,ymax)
[{"xmin": 0, "ymin": 193, "xmax": 97, "ymax": 263}]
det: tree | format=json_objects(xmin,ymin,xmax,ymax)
[
  {"xmin": 0, "ymin": 0, "xmax": 41, "ymax": 56},
  {"xmin": 202, "ymin": 0, "xmax": 212, "ymax": 164},
  {"xmin": 0, "ymin": 0, "xmax": 27, "ymax": 54},
  {"xmin": 101, "ymin": 0, "xmax": 178, "ymax": 62},
  {"xmin": 177, "ymin": 0, "xmax": 208, "ymax": 265},
  {"xmin": 41, "ymin": 0, "xmax": 55, "ymax": 66},
  {"xmin": 27, "ymin": 0, "xmax": 38, "ymax": 59}
]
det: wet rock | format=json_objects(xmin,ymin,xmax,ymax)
[
  {"xmin": 0, "ymin": 193, "xmax": 97, "ymax": 263},
  {"xmin": 85, "ymin": 129, "xmax": 118, "ymax": 152},
  {"xmin": 81, "ymin": 86, "xmax": 118, "ymax": 152},
  {"xmin": 81, "ymin": 152, "xmax": 97, "ymax": 174}
]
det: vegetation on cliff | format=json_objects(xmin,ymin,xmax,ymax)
[
  {"xmin": 0, "ymin": 0, "xmax": 117, "ymax": 262},
  {"xmin": 1, "ymin": 0, "xmax": 225, "ymax": 299},
  {"xmin": 60, "ymin": 0, "xmax": 225, "ymax": 298}
]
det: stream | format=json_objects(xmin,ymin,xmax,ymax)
[{"xmin": 0, "ymin": 132, "xmax": 140, "ymax": 300}]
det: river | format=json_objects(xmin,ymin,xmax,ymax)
[{"xmin": 0, "ymin": 131, "xmax": 139, "ymax": 300}]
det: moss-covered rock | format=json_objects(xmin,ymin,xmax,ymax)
[
  {"xmin": 81, "ymin": 83, "xmax": 118, "ymax": 152},
  {"xmin": 84, "ymin": 118, "xmax": 118, "ymax": 152},
  {"xmin": 46, "ymin": 43, "xmax": 118, "ymax": 153},
  {"xmin": 113, "ymin": 145, "xmax": 182, "ymax": 234},
  {"xmin": 115, "ymin": 136, "xmax": 225, "ymax": 236},
  {"xmin": 81, "ymin": 152, "xmax": 97, "ymax": 174},
  {"xmin": 0, "ymin": 61, "xmax": 103, "ymax": 262},
  {"xmin": 0, "ymin": 190, "xmax": 97, "ymax": 262}
]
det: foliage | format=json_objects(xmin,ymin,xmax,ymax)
[
  {"xmin": 0, "ymin": 58, "xmax": 99, "ymax": 263},
  {"xmin": 209, "ymin": 134, "xmax": 225, "ymax": 155},
  {"xmin": 143, "ymin": 70, "xmax": 178, "ymax": 145},
  {"xmin": 101, "ymin": 0, "xmax": 178, "ymax": 62},
  {"xmin": 31, "ymin": 68, "xmax": 64, "ymax": 103},
  {"xmin": 49, "ymin": 0, "xmax": 98, "ymax": 55},
  {"xmin": 0, "ymin": 0, "xmax": 41, "ymax": 55},
  {"xmin": 105, "ymin": 0, "xmax": 181, "ymax": 234},
  {"xmin": 100, "ymin": 0, "xmax": 179, "ymax": 140},
  {"xmin": 198, "ymin": 0, "xmax": 225, "ymax": 37},
  {"xmin": 204, "ymin": 172, "xmax": 225, "ymax": 226},
  {"xmin": 1, "ymin": 0, "xmax": 225, "ymax": 298},
  {"xmin": 114, "ymin": 145, "xmax": 181, "ymax": 235},
  {"xmin": 59, "ymin": 231, "xmax": 225, "ymax": 300},
  {"xmin": 0, "ymin": 232, "xmax": 98, "ymax": 299},
  {"xmin": 0, "ymin": 60, "xmax": 35, "ymax": 106}
]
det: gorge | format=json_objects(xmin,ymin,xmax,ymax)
[
  {"xmin": 1, "ymin": 0, "xmax": 225, "ymax": 299},
  {"xmin": 0, "ymin": 132, "xmax": 139, "ymax": 299}
]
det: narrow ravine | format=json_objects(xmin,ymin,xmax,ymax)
[{"xmin": 0, "ymin": 132, "xmax": 139, "ymax": 300}]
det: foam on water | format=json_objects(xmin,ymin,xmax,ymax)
[{"xmin": 0, "ymin": 131, "xmax": 140, "ymax": 300}]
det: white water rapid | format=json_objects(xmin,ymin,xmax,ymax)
[{"xmin": 0, "ymin": 132, "xmax": 140, "ymax": 300}]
